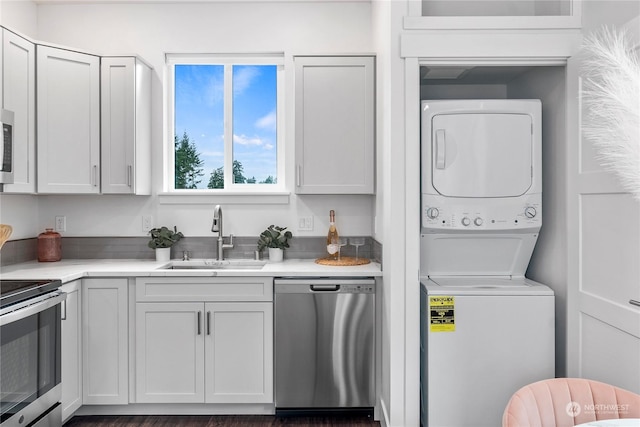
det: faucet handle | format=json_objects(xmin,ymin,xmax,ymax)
[{"xmin": 223, "ymin": 234, "xmax": 234, "ymax": 249}]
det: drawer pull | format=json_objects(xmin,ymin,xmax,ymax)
[{"xmin": 630, "ymin": 299, "xmax": 640, "ymax": 308}]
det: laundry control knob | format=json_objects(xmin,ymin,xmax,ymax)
[
  {"xmin": 524, "ymin": 207, "xmax": 537, "ymax": 218},
  {"xmin": 461, "ymin": 217, "xmax": 471, "ymax": 226},
  {"xmin": 427, "ymin": 207, "xmax": 440, "ymax": 219},
  {"xmin": 474, "ymin": 217, "xmax": 483, "ymax": 226}
]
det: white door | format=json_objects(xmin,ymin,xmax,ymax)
[
  {"xmin": 566, "ymin": 16, "xmax": 640, "ymax": 393},
  {"xmin": 37, "ymin": 45, "xmax": 100, "ymax": 193},
  {"xmin": 205, "ymin": 302, "xmax": 273, "ymax": 403},
  {"xmin": 135, "ymin": 302, "xmax": 205, "ymax": 403},
  {"xmin": 294, "ymin": 56, "xmax": 375, "ymax": 194},
  {"xmin": 82, "ymin": 278, "xmax": 128, "ymax": 404},
  {"xmin": 431, "ymin": 112, "xmax": 533, "ymax": 198},
  {"xmin": 101, "ymin": 57, "xmax": 135, "ymax": 194}
]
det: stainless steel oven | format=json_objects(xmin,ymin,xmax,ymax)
[{"xmin": 0, "ymin": 280, "xmax": 65, "ymax": 427}]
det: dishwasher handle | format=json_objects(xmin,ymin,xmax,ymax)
[{"xmin": 310, "ymin": 284, "xmax": 340, "ymax": 292}]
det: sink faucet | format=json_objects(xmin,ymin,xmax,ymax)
[{"xmin": 212, "ymin": 205, "xmax": 234, "ymax": 260}]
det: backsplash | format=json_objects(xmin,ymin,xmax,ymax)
[{"xmin": 0, "ymin": 236, "xmax": 382, "ymax": 268}]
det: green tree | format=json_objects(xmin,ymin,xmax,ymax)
[
  {"xmin": 208, "ymin": 167, "xmax": 224, "ymax": 189},
  {"xmin": 233, "ymin": 160, "xmax": 246, "ymax": 184},
  {"xmin": 206, "ymin": 160, "xmax": 251, "ymax": 188},
  {"xmin": 175, "ymin": 132, "xmax": 204, "ymax": 189},
  {"xmin": 260, "ymin": 176, "xmax": 275, "ymax": 184}
]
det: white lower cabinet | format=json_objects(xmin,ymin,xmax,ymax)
[
  {"xmin": 60, "ymin": 280, "xmax": 82, "ymax": 421},
  {"xmin": 82, "ymin": 278, "xmax": 129, "ymax": 404},
  {"xmin": 135, "ymin": 277, "xmax": 273, "ymax": 404},
  {"xmin": 205, "ymin": 302, "xmax": 273, "ymax": 403},
  {"xmin": 135, "ymin": 302, "xmax": 205, "ymax": 403}
]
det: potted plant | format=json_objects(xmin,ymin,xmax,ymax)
[
  {"xmin": 148, "ymin": 226, "xmax": 184, "ymax": 262},
  {"xmin": 257, "ymin": 225, "xmax": 292, "ymax": 262}
]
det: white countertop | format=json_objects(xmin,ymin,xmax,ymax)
[{"xmin": 0, "ymin": 258, "xmax": 382, "ymax": 283}]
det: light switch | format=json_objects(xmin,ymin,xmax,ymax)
[
  {"xmin": 298, "ymin": 216, "xmax": 313, "ymax": 231},
  {"xmin": 142, "ymin": 215, "xmax": 153, "ymax": 232}
]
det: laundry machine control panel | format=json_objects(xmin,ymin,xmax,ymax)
[{"xmin": 422, "ymin": 196, "xmax": 541, "ymax": 231}]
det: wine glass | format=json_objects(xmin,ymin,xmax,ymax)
[
  {"xmin": 349, "ymin": 237, "xmax": 365, "ymax": 261},
  {"xmin": 337, "ymin": 237, "xmax": 348, "ymax": 261}
]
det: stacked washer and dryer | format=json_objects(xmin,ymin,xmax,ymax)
[{"xmin": 419, "ymin": 100, "xmax": 555, "ymax": 427}]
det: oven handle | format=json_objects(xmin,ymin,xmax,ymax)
[{"xmin": 0, "ymin": 291, "xmax": 67, "ymax": 326}]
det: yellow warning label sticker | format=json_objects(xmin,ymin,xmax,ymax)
[{"xmin": 429, "ymin": 296, "xmax": 455, "ymax": 332}]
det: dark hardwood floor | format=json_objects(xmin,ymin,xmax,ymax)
[{"xmin": 64, "ymin": 415, "xmax": 381, "ymax": 427}]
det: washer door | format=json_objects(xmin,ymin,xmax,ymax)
[{"xmin": 431, "ymin": 112, "xmax": 533, "ymax": 198}]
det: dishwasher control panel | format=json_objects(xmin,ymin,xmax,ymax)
[{"xmin": 341, "ymin": 284, "xmax": 375, "ymax": 293}]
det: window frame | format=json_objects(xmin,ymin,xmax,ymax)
[{"xmin": 164, "ymin": 53, "xmax": 286, "ymax": 194}]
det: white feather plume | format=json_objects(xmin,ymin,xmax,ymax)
[{"xmin": 581, "ymin": 26, "xmax": 640, "ymax": 201}]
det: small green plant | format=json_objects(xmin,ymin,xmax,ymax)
[
  {"xmin": 148, "ymin": 226, "xmax": 184, "ymax": 249},
  {"xmin": 257, "ymin": 225, "xmax": 293, "ymax": 251}
]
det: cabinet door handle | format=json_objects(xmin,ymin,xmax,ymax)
[
  {"xmin": 206, "ymin": 311, "xmax": 211, "ymax": 335},
  {"xmin": 61, "ymin": 299, "xmax": 67, "ymax": 320},
  {"xmin": 296, "ymin": 165, "xmax": 301, "ymax": 187},
  {"xmin": 92, "ymin": 165, "xmax": 98, "ymax": 186},
  {"xmin": 630, "ymin": 299, "xmax": 640, "ymax": 308},
  {"xmin": 197, "ymin": 311, "xmax": 202, "ymax": 335},
  {"xmin": 127, "ymin": 165, "xmax": 132, "ymax": 187}
]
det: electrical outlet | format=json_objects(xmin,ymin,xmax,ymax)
[
  {"xmin": 298, "ymin": 216, "xmax": 313, "ymax": 231},
  {"xmin": 55, "ymin": 216, "xmax": 66, "ymax": 232},
  {"xmin": 142, "ymin": 215, "xmax": 153, "ymax": 232}
]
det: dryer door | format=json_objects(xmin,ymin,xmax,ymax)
[{"xmin": 431, "ymin": 113, "xmax": 533, "ymax": 198}]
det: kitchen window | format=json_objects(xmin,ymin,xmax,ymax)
[{"xmin": 165, "ymin": 54, "xmax": 284, "ymax": 193}]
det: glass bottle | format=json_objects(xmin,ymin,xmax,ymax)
[{"xmin": 326, "ymin": 210, "xmax": 339, "ymax": 260}]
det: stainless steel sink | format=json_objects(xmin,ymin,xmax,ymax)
[{"xmin": 160, "ymin": 259, "xmax": 267, "ymax": 270}]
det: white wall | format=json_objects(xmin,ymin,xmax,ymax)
[
  {"xmin": 372, "ymin": 0, "xmax": 419, "ymax": 425},
  {"xmin": 0, "ymin": 0, "xmax": 37, "ymax": 37},
  {"xmin": 1, "ymin": 1, "xmax": 375, "ymax": 239},
  {"xmin": 509, "ymin": 66, "xmax": 569, "ymax": 377}
]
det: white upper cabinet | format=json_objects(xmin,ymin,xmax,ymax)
[
  {"xmin": 294, "ymin": 56, "xmax": 375, "ymax": 195},
  {"xmin": 1, "ymin": 28, "xmax": 36, "ymax": 193},
  {"xmin": 37, "ymin": 45, "xmax": 100, "ymax": 194},
  {"xmin": 101, "ymin": 57, "xmax": 151, "ymax": 195}
]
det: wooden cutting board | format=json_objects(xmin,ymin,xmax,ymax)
[
  {"xmin": 0, "ymin": 224, "xmax": 13, "ymax": 250},
  {"xmin": 315, "ymin": 256, "xmax": 370, "ymax": 266}
]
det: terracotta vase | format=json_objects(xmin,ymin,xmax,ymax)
[{"xmin": 38, "ymin": 228, "xmax": 62, "ymax": 262}]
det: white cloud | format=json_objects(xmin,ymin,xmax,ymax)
[
  {"xmin": 233, "ymin": 66, "xmax": 260, "ymax": 95},
  {"xmin": 256, "ymin": 110, "xmax": 276, "ymax": 131},
  {"xmin": 234, "ymin": 134, "xmax": 264, "ymax": 146}
]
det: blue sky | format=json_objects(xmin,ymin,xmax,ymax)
[{"xmin": 175, "ymin": 64, "xmax": 277, "ymax": 187}]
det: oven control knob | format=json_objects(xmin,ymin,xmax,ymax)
[
  {"xmin": 461, "ymin": 217, "xmax": 471, "ymax": 226},
  {"xmin": 474, "ymin": 217, "xmax": 483, "ymax": 226},
  {"xmin": 427, "ymin": 207, "xmax": 439, "ymax": 219},
  {"xmin": 524, "ymin": 206, "xmax": 537, "ymax": 218}
]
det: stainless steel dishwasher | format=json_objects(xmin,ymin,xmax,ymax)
[{"xmin": 274, "ymin": 277, "xmax": 375, "ymax": 415}]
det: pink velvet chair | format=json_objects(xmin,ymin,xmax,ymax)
[{"xmin": 502, "ymin": 378, "xmax": 640, "ymax": 427}]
